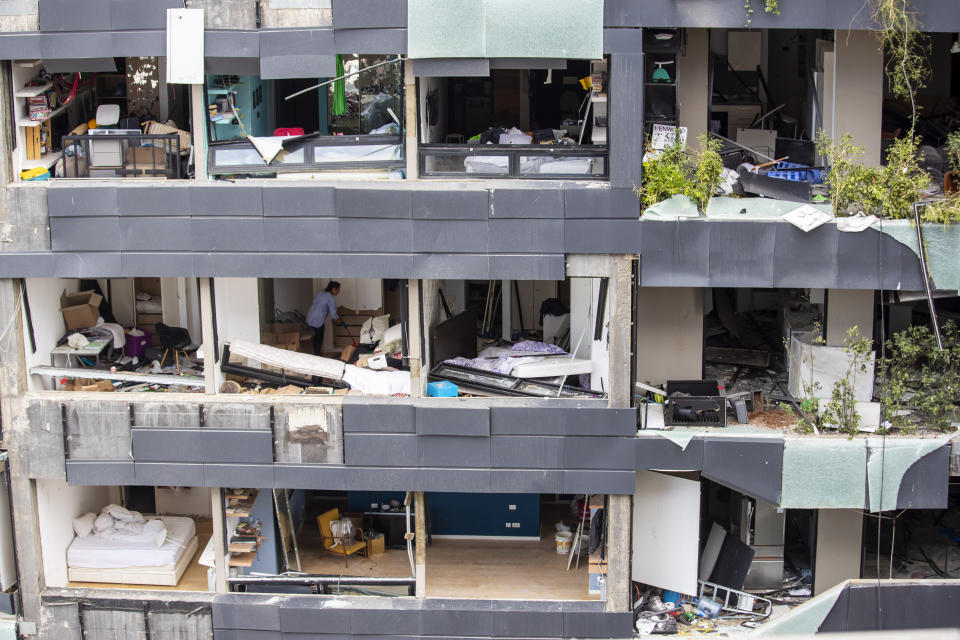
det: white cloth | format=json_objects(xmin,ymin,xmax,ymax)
[
  {"xmin": 67, "ymin": 333, "xmax": 89, "ymax": 349},
  {"xmin": 229, "ymin": 339, "xmax": 345, "ymax": 380},
  {"xmin": 67, "ymin": 516, "xmax": 193, "ymax": 569},
  {"xmin": 342, "ymin": 364, "xmax": 410, "ymax": 395},
  {"xmin": 91, "ymin": 320, "xmax": 126, "ymax": 348}
]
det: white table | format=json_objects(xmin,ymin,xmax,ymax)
[{"xmin": 50, "ymin": 338, "xmax": 111, "ymax": 368}]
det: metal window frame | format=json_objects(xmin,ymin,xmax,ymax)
[
  {"xmin": 208, "ymin": 134, "xmax": 405, "ymax": 176},
  {"xmin": 417, "ymin": 143, "xmax": 609, "ymax": 180}
]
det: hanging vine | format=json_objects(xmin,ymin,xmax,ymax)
[
  {"xmin": 871, "ymin": 0, "xmax": 930, "ymax": 133},
  {"xmin": 744, "ymin": 0, "xmax": 780, "ymax": 28}
]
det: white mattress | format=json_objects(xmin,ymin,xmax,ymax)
[
  {"xmin": 511, "ymin": 356, "xmax": 593, "ymax": 378},
  {"xmin": 67, "ymin": 516, "xmax": 196, "ymax": 569}
]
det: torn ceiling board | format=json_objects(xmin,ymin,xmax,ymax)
[
  {"xmin": 787, "ymin": 335, "xmax": 875, "ymax": 402},
  {"xmin": 780, "ymin": 437, "xmax": 866, "ymax": 509},
  {"xmin": 633, "ymin": 471, "xmax": 700, "ymax": 596},
  {"xmin": 866, "ymin": 437, "xmax": 952, "ymax": 512},
  {"xmin": 407, "ymin": 0, "xmax": 602, "ymax": 60},
  {"xmin": 752, "ymin": 581, "xmax": 846, "ymax": 637}
]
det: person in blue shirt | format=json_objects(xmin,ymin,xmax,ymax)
[{"xmin": 307, "ymin": 281, "xmax": 341, "ymax": 355}]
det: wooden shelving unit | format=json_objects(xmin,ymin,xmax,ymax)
[
  {"xmin": 225, "ymin": 488, "xmax": 265, "ymax": 568},
  {"xmin": 589, "ymin": 59, "xmax": 607, "ymax": 145},
  {"xmin": 224, "ymin": 489, "xmax": 258, "ymax": 517}
]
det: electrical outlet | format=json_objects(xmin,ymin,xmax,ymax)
[
  {"xmin": 512, "ymin": 522, "xmax": 520, "ymax": 528},
  {"xmin": 508, "ymin": 504, "xmax": 517, "ymax": 510},
  {"xmin": 505, "ymin": 522, "xmax": 511, "ymax": 528},
  {"xmin": 371, "ymin": 503, "xmax": 378, "ymax": 510}
]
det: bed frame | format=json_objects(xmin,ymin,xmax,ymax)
[{"xmin": 67, "ymin": 535, "xmax": 198, "ymax": 586}]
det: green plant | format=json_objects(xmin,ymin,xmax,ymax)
[
  {"xmin": 636, "ymin": 134, "xmax": 724, "ymax": 213},
  {"xmin": 879, "ymin": 136, "xmax": 930, "ymax": 219},
  {"xmin": 815, "ymin": 131, "xmax": 883, "ymax": 216},
  {"xmin": 881, "ymin": 321, "xmax": 960, "ymax": 432},
  {"xmin": 744, "ymin": 0, "xmax": 780, "ymax": 27},
  {"xmin": 872, "ymin": 0, "xmax": 930, "ymax": 131},
  {"xmin": 820, "ymin": 327, "xmax": 874, "ymax": 435},
  {"xmin": 945, "ymin": 131, "xmax": 960, "ymax": 174}
]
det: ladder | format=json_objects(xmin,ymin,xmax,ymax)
[{"xmin": 697, "ymin": 580, "xmax": 773, "ymax": 618}]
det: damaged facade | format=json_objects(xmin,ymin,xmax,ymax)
[{"xmin": 0, "ymin": 1, "xmax": 956, "ymax": 639}]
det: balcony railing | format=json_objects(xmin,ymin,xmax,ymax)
[
  {"xmin": 209, "ymin": 134, "xmax": 404, "ymax": 176},
  {"xmin": 60, "ymin": 133, "xmax": 183, "ymax": 178},
  {"xmin": 418, "ymin": 144, "xmax": 608, "ymax": 179}
]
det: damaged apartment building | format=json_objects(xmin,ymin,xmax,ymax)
[{"xmin": 0, "ymin": 0, "xmax": 957, "ymax": 639}]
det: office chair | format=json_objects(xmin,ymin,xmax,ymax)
[{"xmin": 155, "ymin": 323, "xmax": 192, "ymax": 373}]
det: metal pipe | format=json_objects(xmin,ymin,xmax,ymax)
[
  {"xmin": 228, "ymin": 575, "xmax": 415, "ymax": 586},
  {"xmin": 913, "ymin": 202, "xmax": 943, "ymax": 350},
  {"xmin": 712, "ymin": 132, "xmax": 776, "ymax": 162},
  {"xmin": 285, "ymin": 57, "xmax": 405, "ymax": 101}
]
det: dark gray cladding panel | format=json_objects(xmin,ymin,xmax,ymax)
[
  {"xmin": 280, "ymin": 600, "xmax": 352, "ymax": 633},
  {"xmin": 564, "ymin": 610, "xmax": 634, "ymax": 639},
  {"xmin": 639, "ymin": 221, "xmax": 710, "ymax": 286},
  {"xmin": 350, "ymin": 608, "xmax": 422, "ymax": 635},
  {"xmin": 121, "ymin": 252, "xmax": 195, "ymax": 276},
  {"xmin": 603, "ymin": 27, "xmax": 643, "ymax": 54},
  {"xmin": 201, "ymin": 430, "xmax": 274, "ymax": 464},
  {"xmin": 488, "ymin": 254, "xmax": 565, "ymax": 280},
  {"xmin": 0, "ymin": 33, "xmax": 40, "ymax": 59},
  {"xmin": 343, "ymin": 433, "xmax": 418, "ymax": 466},
  {"xmin": 490, "ymin": 58, "xmax": 568, "ymax": 70},
  {"xmin": 117, "ymin": 185, "xmax": 191, "ymax": 215},
  {"xmin": 418, "ymin": 467, "xmax": 491, "ymax": 492},
  {"xmin": 416, "ymin": 406, "xmax": 490, "ymax": 436},
  {"xmin": 332, "ymin": 0, "xmax": 407, "ymax": 28},
  {"xmin": 773, "ymin": 223, "xmax": 840, "ymax": 288},
  {"xmin": 421, "ymin": 603, "xmax": 493, "ymax": 637},
  {"xmin": 263, "ymin": 218, "xmax": 340, "ymax": 252},
  {"xmin": 206, "ymin": 31, "xmax": 261, "ymax": 59},
  {"xmin": 563, "ymin": 469, "xmax": 635, "ymax": 494},
  {"xmin": 109, "ymin": 0, "xmax": 182, "ymax": 30},
  {"xmin": 897, "ymin": 445, "xmax": 950, "ymax": 509},
  {"xmin": 42, "ymin": 57, "xmax": 118, "ymax": 73},
  {"xmin": 636, "ymin": 436, "xmax": 705, "ymax": 471},
  {"xmin": 39, "ymin": 0, "xmax": 110, "ymax": 32},
  {"xmin": 609, "ymin": 54, "xmax": 643, "ymax": 188},
  {"xmin": 119, "ymin": 218, "xmax": 193, "ymax": 251},
  {"xmin": 492, "ymin": 603, "xmax": 564, "ymax": 639},
  {"xmin": 66, "ymin": 460, "xmax": 135, "ymax": 486},
  {"xmin": 412, "ymin": 189, "xmax": 489, "ymax": 220},
  {"xmin": 189, "ymin": 185, "xmax": 263, "ymax": 216},
  {"xmin": 273, "ymin": 464, "xmax": 346, "ymax": 490},
  {"xmin": 564, "ymin": 187, "xmax": 640, "ymax": 219},
  {"xmin": 562, "ymin": 436, "xmax": 635, "ymax": 470},
  {"xmin": 490, "ymin": 406, "xmax": 636, "ymax": 437},
  {"xmin": 878, "ymin": 231, "xmax": 926, "ymax": 291},
  {"xmin": 340, "ymin": 252, "xmax": 414, "ymax": 277},
  {"xmin": 817, "ymin": 584, "xmax": 851, "ymax": 633},
  {"xmin": 262, "ymin": 253, "xmax": 342, "ymax": 277},
  {"xmin": 192, "ymin": 217, "xmax": 264, "ymax": 252},
  {"xmin": 111, "ymin": 30, "xmax": 165, "ymax": 57},
  {"xmin": 135, "ymin": 462, "xmax": 204, "ymax": 486},
  {"xmin": 709, "ymin": 221, "xmax": 776, "ymax": 287},
  {"xmin": 419, "ymin": 435, "xmax": 491, "ymax": 467},
  {"xmin": 342, "ymin": 401, "xmax": 416, "ymax": 433},
  {"xmin": 490, "ymin": 469, "xmax": 562, "ymax": 493},
  {"xmin": 489, "ymin": 189, "xmax": 563, "ymax": 219},
  {"xmin": 344, "ymin": 466, "xmax": 419, "ymax": 490},
  {"xmin": 0, "ymin": 253, "xmax": 55, "ymax": 277},
  {"xmin": 48, "ymin": 185, "xmax": 118, "ymax": 216},
  {"xmin": 488, "ymin": 219, "xmax": 563, "ymax": 253},
  {"xmin": 339, "ymin": 219, "xmax": 413, "ymax": 252},
  {"xmin": 262, "ymin": 186, "xmax": 336, "ymax": 217},
  {"xmin": 414, "ymin": 58, "xmax": 490, "ymax": 78},
  {"xmin": 564, "ymin": 219, "xmax": 642, "ymax": 254},
  {"xmin": 602, "ymin": 0, "xmax": 883, "ymax": 29},
  {"xmin": 490, "ymin": 436, "xmax": 564, "ymax": 468},
  {"xmin": 203, "ymin": 464, "xmax": 275, "ymax": 488},
  {"xmin": 818, "ymin": 582, "xmax": 960, "ymax": 632},
  {"xmin": 259, "ymin": 29, "xmax": 336, "ymax": 79},
  {"xmin": 413, "ymin": 219, "xmax": 488, "ymax": 253},
  {"xmin": 214, "ymin": 631, "xmax": 280, "ymax": 640},
  {"xmin": 132, "ymin": 428, "xmax": 205, "ymax": 463},
  {"xmin": 50, "ymin": 217, "xmax": 120, "ymax": 251},
  {"xmin": 413, "ymin": 253, "xmax": 490, "ymax": 279},
  {"xmin": 214, "ymin": 596, "xmax": 281, "ymax": 631},
  {"xmin": 701, "ymin": 437, "xmax": 783, "ymax": 505},
  {"xmin": 336, "ymin": 188, "xmax": 412, "ymax": 218},
  {"xmin": 334, "ymin": 28, "xmax": 408, "ymax": 54},
  {"xmin": 41, "ymin": 31, "xmax": 112, "ymax": 59},
  {"xmin": 54, "ymin": 251, "xmax": 122, "ymax": 277}
]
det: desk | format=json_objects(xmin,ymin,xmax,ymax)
[
  {"xmin": 51, "ymin": 338, "xmax": 111, "ymax": 368},
  {"xmin": 363, "ymin": 511, "xmax": 431, "ymax": 549}
]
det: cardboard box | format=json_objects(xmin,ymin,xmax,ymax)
[
  {"xmin": 60, "ymin": 290, "xmax": 102, "ymax": 330},
  {"xmin": 368, "ymin": 534, "xmax": 385, "ymax": 555}
]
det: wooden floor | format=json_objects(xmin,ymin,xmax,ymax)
[
  {"xmin": 67, "ymin": 517, "xmax": 212, "ymax": 592},
  {"xmin": 294, "ymin": 509, "xmax": 597, "ymax": 601}
]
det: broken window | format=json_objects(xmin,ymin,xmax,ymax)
[{"xmin": 418, "ymin": 60, "xmax": 608, "ymax": 179}]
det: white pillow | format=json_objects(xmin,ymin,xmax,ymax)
[
  {"xmin": 72, "ymin": 513, "xmax": 96, "ymax": 538},
  {"xmin": 359, "ymin": 314, "xmax": 390, "ymax": 344},
  {"xmin": 93, "ymin": 512, "xmax": 113, "ymax": 533},
  {"xmin": 377, "ymin": 323, "xmax": 404, "ymax": 354}
]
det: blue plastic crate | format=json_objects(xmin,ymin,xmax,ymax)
[{"xmin": 427, "ymin": 380, "xmax": 459, "ymax": 397}]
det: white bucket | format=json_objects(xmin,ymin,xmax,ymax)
[{"xmin": 555, "ymin": 531, "xmax": 573, "ymax": 554}]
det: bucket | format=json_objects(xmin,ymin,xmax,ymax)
[{"xmin": 555, "ymin": 532, "xmax": 573, "ymax": 554}]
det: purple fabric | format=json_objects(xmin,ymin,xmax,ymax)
[{"xmin": 445, "ymin": 341, "xmax": 568, "ymax": 375}]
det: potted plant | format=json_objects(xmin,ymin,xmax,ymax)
[{"xmin": 945, "ymin": 131, "xmax": 960, "ymax": 194}]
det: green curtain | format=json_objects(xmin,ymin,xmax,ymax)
[{"xmin": 333, "ymin": 54, "xmax": 347, "ymax": 116}]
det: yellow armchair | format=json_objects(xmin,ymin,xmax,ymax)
[{"xmin": 316, "ymin": 508, "xmax": 367, "ymax": 568}]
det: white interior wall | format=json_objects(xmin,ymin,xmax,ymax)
[
  {"xmin": 636, "ymin": 287, "xmax": 703, "ymax": 386},
  {"xmin": 832, "ymin": 30, "xmax": 883, "ymax": 165},
  {"xmin": 678, "ymin": 28, "xmax": 709, "ymax": 143},
  {"xmin": 23, "ymin": 278, "xmax": 79, "ymax": 390},
  {"xmin": 439, "ymin": 280, "xmax": 467, "ymax": 317},
  {"xmin": 814, "ymin": 508, "xmax": 863, "ymax": 595},
  {"xmin": 104, "ymin": 278, "xmax": 137, "ymax": 327},
  {"xmin": 825, "ymin": 289, "xmax": 874, "ymax": 347},
  {"xmin": 36, "ymin": 479, "xmax": 119, "ymax": 587},
  {"xmin": 315, "ymin": 278, "xmax": 383, "ymax": 351},
  {"xmin": 273, "ymin": 278, "xmax": 315, "ymax": 316},
  {"xmin": 633, "ymin": 471, "xmax": 701, "ymax": 596},
  {"xmin": 214, "ymin": 278, "xmax": 261, "ymax": 361},
  {"xmin": 569, "ymin": 279, "xmax": 594, "ymax": 360},
  {"xmin": 155, "ymin": 487, "xmax": 211, "ymax": 517}
]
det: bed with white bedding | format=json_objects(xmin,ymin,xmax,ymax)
[{"xmin": 67, "ymin": 515, "xmax": 198, "ymax": 586}]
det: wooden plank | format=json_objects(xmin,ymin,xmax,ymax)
[{"xmin": 704, "ymin": 346, "xmax": 770, "ymax": 368}]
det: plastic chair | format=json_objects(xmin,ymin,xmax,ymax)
[
  {"xmin": 155, "ymin": 323, "xmax": 192, "ymax": 373},
  {"xmin": 316, "ymin": 508, "xmax": 367, "ymax": 568}
]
